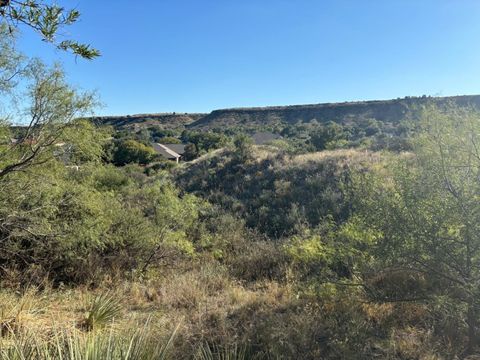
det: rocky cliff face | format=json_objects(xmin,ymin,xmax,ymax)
[
  {"xmin": 91, "ymin": 95, "xmax": 480, "ymax": 131},
  {"xmin": 187, "ymin": 95, "xmax": 480, "ymax": 130},
  {"xmin": 90, "ymin": 113, "xmax": 206, "ymax": 130}
]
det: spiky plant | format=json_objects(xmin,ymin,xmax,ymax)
[
  {"xmin": 0, "ymin": 322, "xmax": 179, "ymax": 360},
  {"xmin": 80, "ymin": 293, "xmax": 123, "ymax": 331}
]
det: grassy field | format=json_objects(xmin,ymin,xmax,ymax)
[
  {"xmin": 0, "ymin": 262, "xmax": 294, "ymax": 359},
  {"xmin": 0, "ymin": 260, "xmax": 445, "ymax": 360}
]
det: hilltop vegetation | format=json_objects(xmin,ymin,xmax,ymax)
[
  {"xmin": 176, "ymin": 147, "xmax": 380, "ymax": 238},
  {"xmin": 91, "ymin": 113, "xmax": 206, "ymax": 131},
  {"xmin": 91, "ymin": 95, "xmax": 480, "ymax": 133}
]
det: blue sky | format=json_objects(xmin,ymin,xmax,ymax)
[{"xmin": 16, "ymin": 0, "xmax": 480, "ymax": 116}]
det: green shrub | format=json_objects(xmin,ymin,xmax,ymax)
[
  {"xmin": 112, "ymin": 139, "xmax": 157, "ymax": 165},
  {"xmin": 160, "ymin": 136, "xmax": 181, "ymax": 144}
]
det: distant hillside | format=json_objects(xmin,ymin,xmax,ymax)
[
  {"xmin": 175, "ymin": 146, "xmax": 381, "ymax": 237},
  {"xmin": 90, "ymin": 113, "xmax": 206, "ymax": 130},
  {"xmin": 89, "ymin": 95, "xmax": 480, "ymax": 133},
  {"xmin": 188, "ymin": 95, "xmax": 480, "ymax": 130}
]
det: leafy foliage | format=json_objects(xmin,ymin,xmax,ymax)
[
  {"xmin": 112, "ymin": 139, "xmax": 157, "ymax": 166},
  {"xmin": 344, "ymin": 107, "xmax": 480, "ymax": 354},
  {"xmin": 0, "ymin": 40, "xmax": 98, "ymax": 178},
  {"xmin": 0, "ymin": 0, "xmax": 99, "ymax": 59},
  {"xmin": 181, "ymin": 130, "xmax": 229, "ymax": 159}
]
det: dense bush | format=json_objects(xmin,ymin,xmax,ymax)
[
  {"xmin": 180, "ymin": 130, "xmax": 229, "ymax": 159},
  {"xmin": 277, "ymin": 117, "xmax": 414, "ymax": 153},
  {"xmin": 112, "ymin": 139, "xmax": 157, "ymax": 165},
  {"xmin": 0, "ymin": 156, "xmax": 219, "ymax": 285}
]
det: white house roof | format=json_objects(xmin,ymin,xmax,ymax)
[{"xmin": 152, "ymin": 143, "xmax": 185, "ymax": 159}]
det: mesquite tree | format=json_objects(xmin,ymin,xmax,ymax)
[
  {"xmin": 351, "ymin": 106, "xmax": 480, "ymax": 354},
  {"xmin": 0, "ymin": 24, "xmax": 97, "ymax": 179}
]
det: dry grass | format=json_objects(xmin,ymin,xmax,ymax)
[
  {"xmin": 0, "ymin": 263, "xmax": 295, "ymax": 357},
  {"xmin": 290, "ymin": 148, "xmax": 382, "ymax": 168},
  {"xmin": 0, "ymin": 263, "xmax": 454, "ymax": 359}
]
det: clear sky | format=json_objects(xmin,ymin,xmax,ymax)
[{"xmin": 16, "ymin": 0, "xmax": 480, "ymax": 116}]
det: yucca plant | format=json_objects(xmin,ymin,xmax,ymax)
[
  {"xmin": 0, "ymin": 322, "xmax": 179, "ymax": 360},
  {"xmin": 80, "ymin": 293, "xmax": 123, "ymax": 331}
]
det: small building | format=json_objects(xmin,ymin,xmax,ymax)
[
  {"xmin": 152, "ymin": 143, "xmax": 186, "ymax": 163},
  {"xmin": 9, "ymin": 138, "xmax": 38, "ymax": 146}
]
